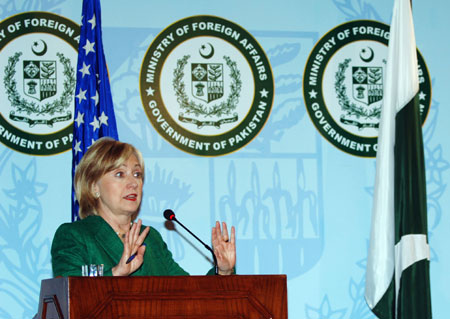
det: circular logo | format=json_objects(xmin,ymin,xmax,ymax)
[
  {"xmin": 0, "ymin": 12, "xmax": 79, "ymax": 155},
  {"xmin": 303, "ymin": 20, "xmax": 431, "ymax": 157},
  {"xmin": 140, "ymin": 15, "xmax": 274, "ymax": 156}
]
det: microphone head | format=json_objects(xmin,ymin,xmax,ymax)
[{"xmin": 163, "ymin": 209, "xmax": 175, "ymax": 221}]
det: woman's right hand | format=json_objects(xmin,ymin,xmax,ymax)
[{"xmin": 112, "ymin": 219, "xmax": 150, "ymax": 276}]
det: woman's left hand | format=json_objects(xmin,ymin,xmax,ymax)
[{"xmin": 211, "ymin": 221, "xmax": 236, "ymax": 275}]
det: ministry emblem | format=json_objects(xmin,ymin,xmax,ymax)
[
  {"xmin": 140, "ymin": 15, "xmax": 274, "ymax": 156},
  {"xmin": 0, "ymin": 12, "xmax": 79, "ymax": 155},
  {"xmin": 303, "ymin": 20, "xmax": 431, "ymax": 157}
]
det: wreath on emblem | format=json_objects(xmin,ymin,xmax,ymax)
[
  {"xmin": 335, "ymin": 58, "xmax": 381, "ymax": 121},
  {"xmin": 173, "ymin": 55, "xmax": 241, "ymax": 117},
  {"xmin": 4, "ymin": 52, "xmax": 75, "ymax": 116}
]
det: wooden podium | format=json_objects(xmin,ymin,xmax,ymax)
[{"xmin": 36, "ymin": 275, "xmax": 287, "ymax": 318}]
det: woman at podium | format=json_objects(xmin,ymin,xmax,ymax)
[{"xmin": 51, "ymin": 137, "xmax": 236, "ymax": 277}]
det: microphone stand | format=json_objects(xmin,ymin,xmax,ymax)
[{"xmin": 164, "ymin": 210, "xmax": 218, "ymax": 275}]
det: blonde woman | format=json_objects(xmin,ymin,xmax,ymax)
[{"xmin": 51, "ymin": 137, "xmax": 235, "ymax": 277}]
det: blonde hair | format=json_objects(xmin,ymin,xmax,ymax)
[{"xmin": 74, "ymin": 137, "xmax": 145, "ymax": 219}]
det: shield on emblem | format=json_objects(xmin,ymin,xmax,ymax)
[
  {"xmin": 191, "ymin": 63, "xmax": 224, "ymax": 103},
  {"xmin": 352, "ymin": 66, "xmax": 383, "ymax": 105},
  {"xmin": 23, "ymin": 60, "xmax": 57, "ymax": 101}
]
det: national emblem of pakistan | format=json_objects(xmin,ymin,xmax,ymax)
[
  {"xmin": 4, "ymin": 39, "xmax": 75, "ymax": 127},
  {"xmin": 334, "ymin": 47, "xmax": 384, "ymax": 130},
  {"xmin": 173, "ymin": 43, "xmax": 241, "ymax": 128}
]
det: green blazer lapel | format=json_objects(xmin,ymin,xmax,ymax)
[{"xmin": 88, "ymin": 216, "xmax": 124, "ymax": 263}]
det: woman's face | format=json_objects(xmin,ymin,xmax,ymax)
[{"xmin": 94, "ymin": 154, "xmax": 143, "ymax": 218}]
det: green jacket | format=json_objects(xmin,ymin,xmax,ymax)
[{"xmin": 51, "ymin": 215, "xmax": 213, "ymax": 277}]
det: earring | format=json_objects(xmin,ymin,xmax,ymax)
[{"xmin": 94, "ymin": 192, "xmax": 100, "ymax": 199}]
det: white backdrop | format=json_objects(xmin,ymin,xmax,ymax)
[{"xmin": 0, "ymin": 1, "xmax": 448, "ymax": 318}]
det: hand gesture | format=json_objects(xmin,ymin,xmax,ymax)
[
  {"xmin": 211, "ymin": 221, "xmax": 236, "ymax": 275},
  {"xmin": 112, "ymin": 219, "xmax": 150, "ymax": 276}
]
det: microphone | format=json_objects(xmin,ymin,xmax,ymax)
[{"xmin": 163, "ymin": 209, "xmax": 218, "ymax": 275}]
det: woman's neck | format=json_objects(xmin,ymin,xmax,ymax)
[{"xmin": 99, "ymin": 211, "xmax": 133, "ymax": 236}]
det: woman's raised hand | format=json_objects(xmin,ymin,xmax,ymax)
[
  {"xmin": 112, "ymin": 219, "xmax": 150, "ymax": 276},
  {"xmin": 211, "ymin": 221, "xmax": 236, "ymax": 275}
]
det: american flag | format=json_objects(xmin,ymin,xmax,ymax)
[{"xmin": 71, "ymin": 0, "xmax": 118, "ymax": 221}]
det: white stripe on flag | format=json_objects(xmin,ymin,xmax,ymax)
[
  {"xmin": 394, "ymin": 234, "xmax": 430, "ymax": 303},
  {"xmin": 385, "ymin": 0, "xmax": 419, "ymax": 114}
]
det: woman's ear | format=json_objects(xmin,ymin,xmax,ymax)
[{"xmin": 91, "ymin": 184, "xmax": 100, "ymax": 199}]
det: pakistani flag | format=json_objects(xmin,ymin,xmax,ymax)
[{"xmin": 365, "ymin": 0, "xmax": 432, "ymax": 318}]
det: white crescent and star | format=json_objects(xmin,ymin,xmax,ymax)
[
  {"xmin": 32, "ymin": 40, "xmax": 48, "ymax": 56},
  {"xmin": 199, "ymin": 43, "xmax": 214, "ymax": 59},
  {"xmin": 360, "ymin": 47, "xmax": 374, "ymax": 63}
]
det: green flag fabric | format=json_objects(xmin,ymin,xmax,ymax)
[{"xmin": 365, "ymin": 0, "xmax": 432, "ymax": 318}]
